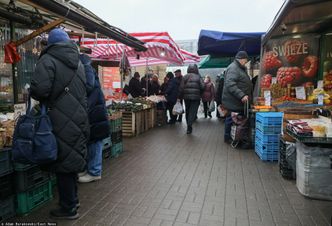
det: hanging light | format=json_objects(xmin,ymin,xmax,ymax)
[{"xmin": 160, "ymin": 48, "xmax": 165, "ymax": 57}]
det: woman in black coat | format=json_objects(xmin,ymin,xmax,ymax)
[
  {"xmin": 165, "ymin": 72, "xmax": 179, "ymax": 124},
  {"xmin": 30, "ymin": 29, "xmax": 89, "ymax": 219}
]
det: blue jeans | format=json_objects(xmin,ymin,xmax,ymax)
[{"xmin": 87, "ymin": 140, "xmax": 103, "ymax": 176}]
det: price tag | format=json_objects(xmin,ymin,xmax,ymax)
[
  {"xmin": 318, "ymin": 94, "xmax": 324, "ymax": 105},
  {"xmin": 317, "ymin": 80, "xmax": 324, "ymax": 89},
  {"xmin": 271, "ymin": 77, "xmax": 277, "ymax": 84},
  {"xmin": 264, "ymin": 90, "xmax": 271, "ymax": 106},
  {"xmin": 295, "ymin": 86, "xmax": 306, "ymax": 100}
]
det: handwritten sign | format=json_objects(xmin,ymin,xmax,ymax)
[{"xmin": 295, "ymin": 86, "xmax": 306, "ymax": 100}]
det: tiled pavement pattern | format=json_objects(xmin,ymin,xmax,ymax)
[{"xmin": 10, "ymin": 118, "xmax": 332, "ymax": 226}]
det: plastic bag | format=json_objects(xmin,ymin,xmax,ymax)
[
  {"xmin": 208, "ymin": 101, "xmax": 215, "ymax": 113},
  {"xmin": 172, "ymin": 101, "xmax": 184, "ymax": 115}
]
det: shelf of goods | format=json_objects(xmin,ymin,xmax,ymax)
[{"xmin": 255, "ymin": 112, "xmax": 283, "ymax": 161}]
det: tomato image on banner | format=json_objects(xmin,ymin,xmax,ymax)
[{"xmin": 260, "ymin": 35, "xmax": 320, "ymax": 91}]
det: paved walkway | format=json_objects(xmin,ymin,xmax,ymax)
[{"xmin": 11, "ymin": 118, "xmax": 332, "ymax": 226}]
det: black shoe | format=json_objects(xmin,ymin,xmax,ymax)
[
  {"xmin": 208, "ymin": 114, "xmax": 212, "ymax": 118},
  {"xmin": 186, "ymin": 126, "xmax": 192, "ymax": 134},
  {"xmin": 177, "ymin": 119, "xmax": 182, "ymax": 123},
  {"xmin": 167, "ymin": 120, "xmax": 176, "ymax": 124},
  {"xmin": 50, "ymin": 208, "xmax": 79, "ymax": 220}
]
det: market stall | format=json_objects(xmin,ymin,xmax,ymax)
[
  {"xmin": 254, "ymin": 0, "xmax": 332, "ymax": 201},
  {"xmin": 0, "ymin": 0, "xmax": 147, "ymax": 221}
]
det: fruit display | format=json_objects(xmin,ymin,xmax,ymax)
[
  {"xmin": 262, "ymin": 51, "xmax": 282, "ymax": 72},
  {"xmin": 276, "ymin": 67, "xmax": 302, "ymax": 87},
  {"xmin": 307, "ymin": 88, "xmax": 331, "ymax": 104},
  {"xmin": 302, "ymin": 56, "xmax": 318, "ymax": 78},
  {"xmin": 270, "ymin": 83, "xmax": 286, "ymax": 98},
  {"xmin": 260, "ymin": 74, "xmax": 272, "ymax": 88},
  {"xmin": 323, "ymin": 61, "xmax": 332, "ymax": 92}
]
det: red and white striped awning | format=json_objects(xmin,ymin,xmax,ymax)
[{"xmin": 79, "ymin": 32, "xmax": 200, "ymax": 66}]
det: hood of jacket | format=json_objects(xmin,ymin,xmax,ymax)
[{"xmin": 41, "ymin": 41, "xmax": 79, "ymax": 69}]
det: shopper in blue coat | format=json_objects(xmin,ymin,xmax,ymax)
[{"xmin": 78, "ymin": 53, "xmax": 110, "ymax": 183}]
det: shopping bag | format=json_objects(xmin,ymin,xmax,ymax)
[
  {"xmin": 230, "ymin": 102, "xmax": 250, "ymax": 148},
  {"xmin": 12, "ymin": 95, "xmax": 57, "ymax": 164},
  {"xmin": 208, "ymin": 101, "xmax": 215, "ymax": 113},
  {"xmin": 172, "ymin": 101, "xmax": 184, "ymax": 115}
]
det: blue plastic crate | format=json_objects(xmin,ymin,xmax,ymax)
[
  {"xmin": 255, "ymin": 140, "xmax": 279, "ymax": 153},
  {"xmin": 255, "ymin": 148, "xmax": 279, "ymax": 161},
  {"xmin": 111, "ymin": 142, "xmax": 123, "ymax": 157},
  {"xmin": 255, "ymin": 130, "xmax": 280, "ymax": 143},
  {"xmin": 256, "ymin": 112, "xmax": 283, "ymax": 125},
  {"xmin": 256, "ymin": 121, "xmax": 282, "ymax": 135}
]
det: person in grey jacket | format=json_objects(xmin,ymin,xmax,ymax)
[
  {"xmin": 179, "ymin": 64, "xmax": 204, "ymax": 134},
  {"xmin": 222, "ymin": 51, "xmax": 252, "ymax": 147},
  {"xmin": 31, "ymin": 28, "xmax": 89, "ymax": 220}
]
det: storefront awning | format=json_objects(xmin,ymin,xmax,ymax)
[
  {"xmin": 81, "ymin": 32, "xmax": 201, "ymax": 66},
  {"xmin": 197, "ymin": 30, "xmax": 265, "ymax": 57}
]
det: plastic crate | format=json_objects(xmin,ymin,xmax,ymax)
[
  {"xmin": 13, "ymin": 162, "xmax": 35, "ymax": 171},
  {"xmin": 279, "ymin": 138, "xmax": 296, "ymax": 180},
  {"xmin": 102, "ymin": 147, "xmax": 111, "ymax": 159},
  {"xmin": 0, "ymin": 148, "xmax": 13, "ymax": 177},
  {"xmin": 111, "ymin": 142, "xmax": 123, "ymax": 158},
  {"xmin": 0, "ymin": 173, "xmax": 14, "ymax": 200},
  {"xmin": 16, "ymin": 180, "xmax": 53, "ymax": 215},
  {"xmin": 256, "ymin": 112, "xmax": 283, "ymax": 125},
  {"xmin": 111, "ymin": 131, "xmax": 122, "ymax": 144},
  {"xmin": 0, "ymin": 195, "xmax": 16, "ymax": 222},
  {"xmin": 255, "ymin": 130, "xmax": 280, "ymax": 143},
  {"xmin": 256, "ymin": 121, "xmax": 282, "ymax": 135},
  {"xmin": 15, "ymin": 165, "xmax": 51, "ymax": 192},
  {"xmin": 50, "ymin": 174, "xmax": 57, "ymax": 187},
  {"xmin": 110, "ymin": 118, "xmax": 122, "ymax": 132},
  {"xmin": 102, "ymin": 137, "xmax": 112, "ymax": 151},
  {"xmin": 255, "ymin": 148, "xmax": 279, "ymax": 161}
]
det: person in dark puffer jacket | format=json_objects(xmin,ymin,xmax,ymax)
[
  {"xmin": 165, "ymin": 72, "xmax": 179, "ymax": 124},
  {"xmin": 179, "ymin": 64, "xmax": 204, "ymax": 134},
  {"xmin": 78, "ymin": 53, "xmax": 110, "ymax": 183},
  {"xmin": 30, "ymin": 28, "xmax": 89, "ymax": 220}
]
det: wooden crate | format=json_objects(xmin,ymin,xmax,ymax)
[
  {"xmin": 147, "ymin": 107, "xmax": 156, "ymax": 129},
  {"xmin": 122, "ymin": 111, "xmax": 144, "ymax": 137}
]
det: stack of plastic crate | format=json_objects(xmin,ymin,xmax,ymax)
[
  {"xmin": 0, "ymin": 148, "xmax": 15, "ymax": 222},
  {"xmin": 14, "ymin": 163, "xmax": 53, "ymax": 215},
  {"xmin": 255, "ymin": 112, "xmax": 283, "ymax": 161},
  {"xmin": 110, "ymin": 117, "xmax": 123, "ymax": 157}
]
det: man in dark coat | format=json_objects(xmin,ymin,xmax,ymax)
[
  {"xmin": 174, "ymin": 69, "xmax": 183, "ymax": 122},
  {"xmin": 149, "ymin": 74, "xmax": 161, "ymax": 96},
  {"xmin": 165, "ymin": 72, "xmax": 179, "ymax": 124},
  {"xmin": 78, "ymin": 54, "xmax": 110, "ymax": 183},
  {"xmin": 128, "ymin": 72, "xmax": 143, "ymax": 98},
  {"xmin": 30, "ymin": 28, "xmax": 89, "ymax": 220},
  {"xmin": 179, "ymin": 64, "xmax": 204, "ymax": 134},
  {"xmin": 222, "ymin": 51, "xmax": 252, "ymax": 148}
]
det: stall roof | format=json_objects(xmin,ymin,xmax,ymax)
[
  {"xmin": 81, "ymin": 32, "xmax": 201, "ymax": 66},
  {"xmin": 262, "ymin": 0, "xmax": 332, "ymax": 45},
  {"xmin": 0, "ymin": 0, "xmax": 146, "ymax": 51},
  {"xmin": 197, "ymin": 30, "xmax": 265, "ymax": 57},
  {"xmin": 199, "ymin": 55, "xmax": 233, "ymax": 69}
]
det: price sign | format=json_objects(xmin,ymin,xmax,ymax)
[{"xmin": 295, "ymin": 86, "xmax": 306, "ymax": 100}]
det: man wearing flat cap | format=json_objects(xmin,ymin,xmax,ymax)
[{"xmin": 222, "ymin": 51, "xmax": 252, "ymax": 148}]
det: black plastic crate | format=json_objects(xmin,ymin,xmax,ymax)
[
  {"xmin": 111, "ymin": 131, "xmax": 122, "ymax": 144},
  {"xmin": 0, "ymin": 173, "xmax": 14, "ymax": 200},
  {"xmin": 102, "ymin": 147, "xmax": 111, "ymax": 159},
  {"xmin": 0, "ymin": 195, "xmax": 15, "ymax": 222},
  {"xmin": 14, "ymin": 166, "xmax": 51, "ymax": 192},
  {"xmin": 0, "ymin": 148, "xmax": 13, "ymax": 177},
  {"xmin": 279, "ymin": 138, "xmax": 296, "ymax": 180}
]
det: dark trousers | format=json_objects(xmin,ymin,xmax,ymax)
[
  {"xmin": 216, "ymin": 101, "xmax": 221, "ymax": 118},
  {"xmin": 176, "ymin": 99, "xmax": 183, "ymax": 121},
  {"xmin": 184, "ymin": 100, "xmax": 200, "ymax": 127},
  {"xmin": 166, "ymin": 102, "xmax": 177, "ymax": 123},
  {"xmin": 56, "ymin": 172, "xmax": 78, "ymax": 211},
  {"xmin": 224, "ymin": 115, "xmax": 233, "ymax": 142},
  {"xmin": 203, "ymin": 101, "xmax": 211, "ymax": 118}
]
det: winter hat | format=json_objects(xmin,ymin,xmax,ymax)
[
  {"xmin": 235, "ymin": 51, "xmax": 249, "ymax": 59},
  {"xmin": 47, "ymin": 28, "xmax": 70, "ymax": 45},
  {"xmin": 174, "ymin": 69, "xmax": 181, "ymax": 73}
]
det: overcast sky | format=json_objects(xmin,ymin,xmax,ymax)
[{"xmin": 75, "ymin": 0, "xmax": 285, "ymax": 41}]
